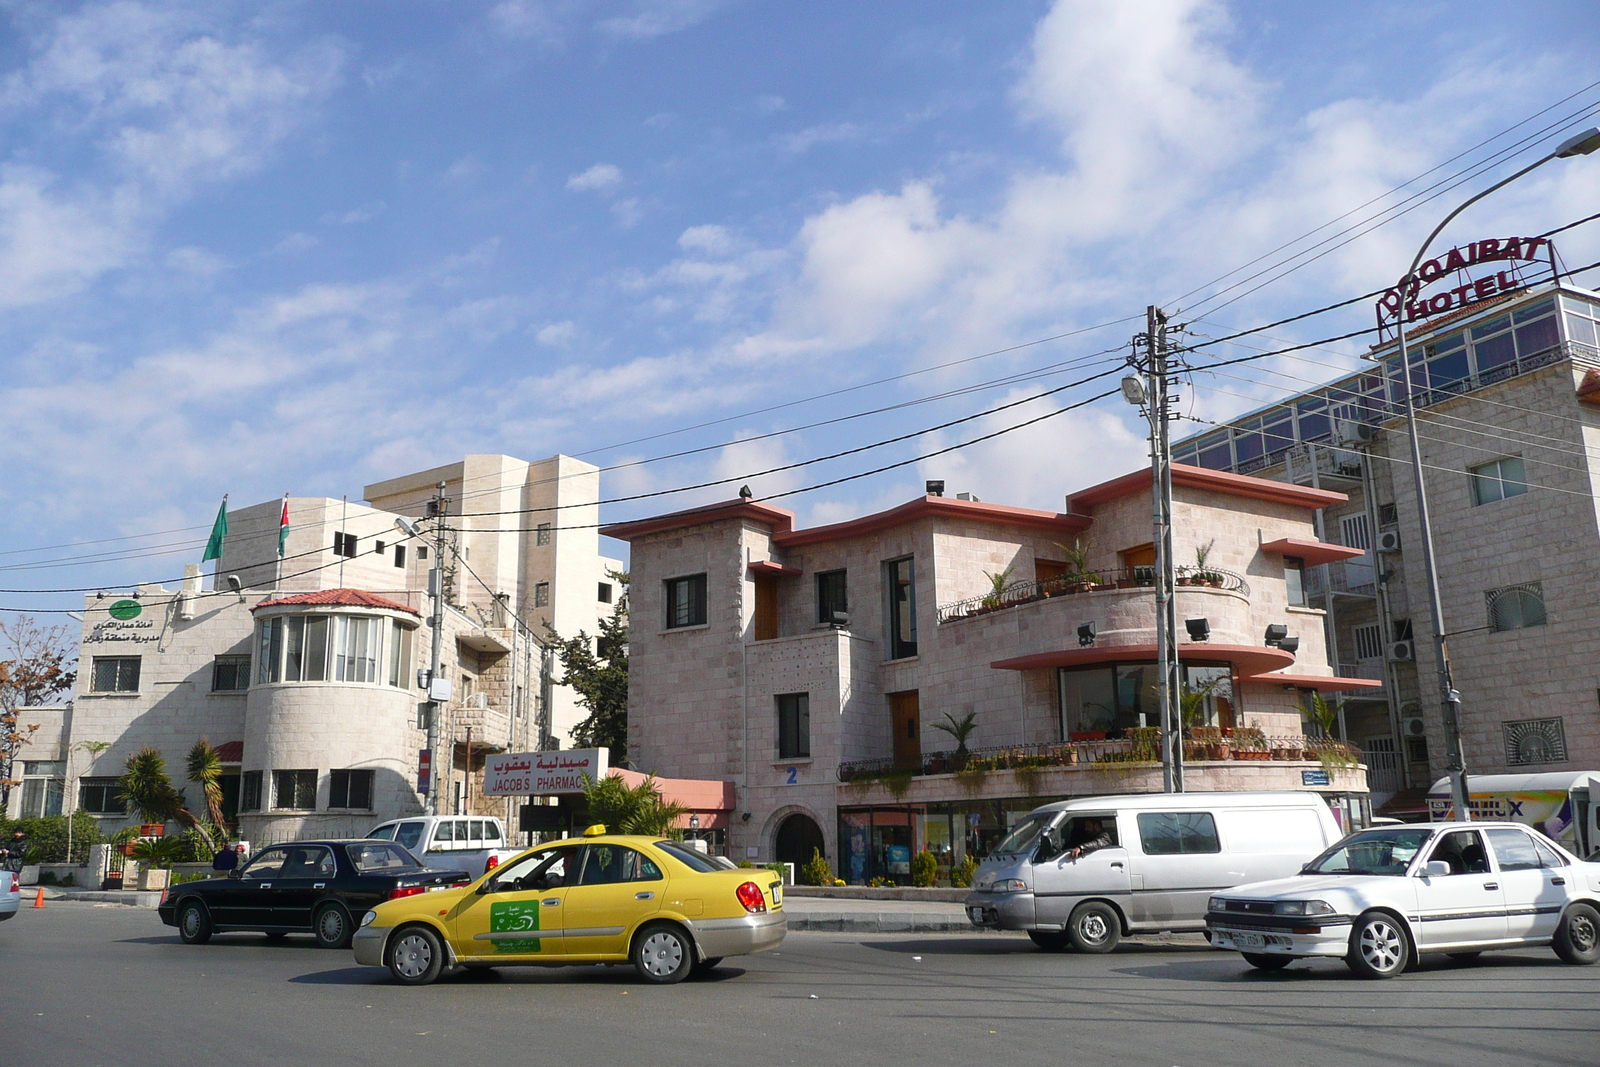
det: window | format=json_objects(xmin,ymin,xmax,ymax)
[
  {"xmin": 212, "ymin": 655, "xmax": 250, "ymax": 691},
  {"xmin": 1485, "ymin": 828, "xmax": 1544, "ymax": 871},
  {"xmin": 576, "ymin": 844, "xmax": 662, "ymax": 885},
  {"xmin": 598, "ymin": 582, "xmax": 613, "ymax": 604},
  {"xmin": 240, "ymin": 847, "xmax": 289, "ymax": 880},
  {"xmin": 1405, "ymin": 732, "xmax": 1430, "ymax": 765},
  {"xmin": 536, "ymin": 523, "xmax": 552, "ymax": 546},
  {"xmin": 328, "ymin": 769, "xmax": 374, "ymax": 809},
  {"xmin": 884, "ymin": 557, "xmax": 917, "ymax": 658},
  {"xmin": 20, "ymin": 761, "xmax": 64, "ymax": 818},
  {"xmin": 1392, "ymin": 619, "xmax": 1413, "ymax": 642},
  {"xmin": 240, "ymin": 770, "xmax": 262, "ymax": 812},
  {"xmin": 534, "ymin": 582, "xmax": 550, "ymax": 608},
  {"xmin": 417, "ymin": 546, "xmax": 428, "ymax": 560},
  {"xmin": 394, "ymin": 545, "xmax": 406, "ymax": 568},
  {"xmin": 1284, "ymin": 557, "xmax": 1306, "ymax": 607},
  {"xmin": 78, "ymin": 777, "xmax": 127, "ymax": 815},
  {"xmin": 347, "ymin": 843, "xmax": 418, "ymax": 872},
  {"xmin": 1136, "ymin": 812, "xmax": 1221, "ymax": 855},
  {"xmin": 1378, "ymin": 503, "xmax": 1398, "ymax": 527},
  {"xmin": 333, "ymin": 532, "xmax": 358, "ymax": 557},
  {"xmin": 1339, "ymin": 513, "xmax": 1371, "ymax": 552},
  {"xmin": 375, "ymin": 540, "xmax": 386, "ymax": 555},
  {"xmin": 1428, "ymin": 829, "xmax": 1490, "ymax": 875},
  {"xmin": 333, "ymin": 616, "xmax": 381, "ymax": 682},
  {"xmin": 665, "ymin": 574, "xmax": 707, "ymax": 628},
  {"xmin": 1352, "ymin": 623, "xmax": 1384, "ymax": 662},
  {"xmin": 1487, "ymin": 583, "xmax": 1546, "ymax": 632},
  {"xmin": 273, "ymin": 769, "xmax": 318, "ymax": 810},
  {"xmin": 393, "ymin": 821, "xmax": 425, "ymax": 851},
  {"xmin": 91, "ymin": 656, "xmax": 141, "ymax": 693},
  {"xmin": 1504, "ymin": 717, "xmax": 1567, "ymax": 766},
  {"xmin": 1470, "ymin": 457, "xmax": 1528, "ymax": 505},
  {"xmin": 816, "ymin": 569, "xmax": 848, "ymax": 623},
  {"xmin": 777, "ymin": 693, "xmax": 810, "ymax": 759},
  {"xmin": 282, "ymin": 845, "xmax": 337, "ymax": 878},
  {"xmin": 387, "ymin": 621, "xmax": 412, "ymax": 688}
]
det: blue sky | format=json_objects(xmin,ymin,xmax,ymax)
[{"xmin": 3, "ymin": 0, "xmax": 1600, "ymax": 620}]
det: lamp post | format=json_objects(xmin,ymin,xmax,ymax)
[{"xmin": 1386, "ymin": 126, "xmax": 1600, "ymax": 822}]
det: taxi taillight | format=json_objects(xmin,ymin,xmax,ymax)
[
  {"xmin": 486, "ymin": 854, "xmax": 500, "ymax": 871},
  {"xmin": 388, "ymin": 886, "xmax": 426, "ymax": 900},
  {"xmin": 736, "ymin": 881, "xmax": 767, "ymax": 914}
]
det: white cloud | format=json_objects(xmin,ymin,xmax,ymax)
[
  {"xmin": 611, "ymin": 197, "xmax": 644, "ymax": 226},
  {"xmin": 780, "ymin": 121, "xmax": 866, "ymax": 154},
  {"xmin": 321, "ymin": 200, "xmax": 386, "ymax": 225},
  {"xmin": 0, "ymin": 165, "xmax": 134, "ymax": 308},
  {"xmin": 536, "ymin": 321, "xmax": 576, "ymax": 347},
  {"xmin": 598, "ymin": 0, "xmax": 729, "ymax": 40},
  {"xmin": 754, "ymin": 94, "xmax": 786, "ymax": 114},
  {"xmin": 566, "ymin": 162, "xmax": 623, "ymax": 192},
  {"xmin": 444, "ymin": 156, "xmax": 483, "ymax": 182},
  {"xmin": 489, "ymin": 1, "xmax": 567, "ymax": 43}
]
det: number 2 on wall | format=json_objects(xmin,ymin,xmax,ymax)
[{"xmin": 785, "ymin": 766, "xmax": 798, "ymax": 785}]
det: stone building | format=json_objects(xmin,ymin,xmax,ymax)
[
  {"xmin": 606, "ymin": 465, "xmax": 1374, "ymax": 883},
  {"xmin": 1173, "ymin": 272, "xmax": 1600, "ymax": 814},
  {"xmin": 7, "ymin": 453, "xmax": 623, "ymax": 845}
]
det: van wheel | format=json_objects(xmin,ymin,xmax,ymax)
[
  {"xmin": 177, "ymin": 901, "xmax": 212, "ymax": 945},
  {"xmin": 1553, "ymin": 903, "xmax": 1600, "ymax": 965},
  {"xmin": 1028, "ymin": 930, "xmax": 1070, "ymax": 952},
  {"xmin": 1066, "ymin": 902, "xmax": 1120, "ymax": 954},
  {"xmin": 1345, "ymin": 912, "xmax": 1409, "ymax": 979},
  {"xmin": 1242, "ymin": 952, "xmax": 1291, "ymax": 972}
]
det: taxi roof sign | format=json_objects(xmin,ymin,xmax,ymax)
[{"xmin": 583, "ymin": 823, "xmax": 607, "ymax": 837}]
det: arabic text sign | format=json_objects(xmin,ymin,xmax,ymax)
[{"xmin": 482, "ymin": 748, "xmax": 609, "ymax": 796}]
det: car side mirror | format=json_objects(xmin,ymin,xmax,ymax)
[
  {"xmin": 1421, "ymin": 860, "xmax": 1451, "ymax": 878},
  {"xmin": 227, "ymin": 868, "xmax": 242, "ymax": 880}
]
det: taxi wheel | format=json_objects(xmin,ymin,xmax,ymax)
[
  {"xmin": 177, "ymin": 901, "xmax": 212, "ymax": 945},
  {"xmin": 1553, "ymin": 903, "xmax": 1600, "ymax": 965},
  {"xmin": 1066, "ymin": 902, "xmax": 1121, "ymax": 954},
  {"xmin": 1242, "ymin": 952, "xmax": 1291, "ymax": 972},
  {"xmin": 1345, "ymin": 912, "xmax": 1410, "ymax": 979},
  {"xmin": 632, "ymin": 923, "xmax": 693, "ymax": 984},
  {"xmin": 387, "ymin": 925, "xmax": 445, "ymax": 986},
  {"xmin": 314, "ymin": 904, "xmax": 353, "ymax": 950},
  {"xmin": 1027, "ymin": 931, "xmax": 1070, "ymax": 952}
]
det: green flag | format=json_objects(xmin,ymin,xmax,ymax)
[{"xmin": 202, "ymin": 495, "xmax": 228, "ymax": 562}]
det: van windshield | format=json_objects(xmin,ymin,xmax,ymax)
[
  {"xmin": 1304, "ymin": 828, "xmax": 1433, "ymax": 876},
  {"xmin": 993, "ymin": 813, "xmax": 1055, "ymax": 856}
]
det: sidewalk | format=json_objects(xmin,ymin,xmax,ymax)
[
  {"xmin": 36, "ymin": 887, "xmax": 165, "ymax": 908},
  {"xmin": 781, "ymin": 895, "xmax": 983, "ymax": 933}
]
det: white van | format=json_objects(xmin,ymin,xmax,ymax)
[{"xmin": 965, "ymin": 792, "xmax": 1344, "ymax": 952}]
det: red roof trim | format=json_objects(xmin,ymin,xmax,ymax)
[
  {"xmin": 1067, "ymin": 463, "xmax": 1346, "ymax": 513},
  {"xmin": 990, "ymin": 643, "xmax": 1295, "ymax": 675},
  {"xmin": 601, "ymin": 500, "xmax": 796, "ymax": 542},
  {"xmin": 772, "ymin": 496, "xmax": 1088, "ymax": 548},
  {"xmin": 1259, "ymin": 537, "xmax": 1367, "ymax": 565},
  {"xmin": 253, "ymin": 588, "xmax": 420, "ymax": 615},
  {"xmin": 1241, "ymin": 671, "xmax": 1384, "ymax": 691},
  {"xmin": 213, "ymin": 741, "xmax": 244, "ymax": 763},
  {"xmin": 747, "ymin": 560, "xmax": 802, "ymax": 577}
]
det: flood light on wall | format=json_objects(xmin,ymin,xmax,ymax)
[
  {"xmin": 1185, "ymin": 617, "xmax": 1211, "ymax": 642},
  {"xmin": 1077, "ymin": 621, "xmax": 1096, "ymax": 647},
  {"xmin": 1278, "ymin": 636, "xmax": 1300, "ymax": 655},
  {"xmin": 1264, "ymin": 624, "xmax": 1289, "ymax": 646},
  {"xmin": 925, "ymin": 479, "xmax": 945, "ymax": 497}
]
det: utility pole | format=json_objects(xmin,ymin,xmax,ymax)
[
  {"xmin": 425, "ymin": 480, "xmax": 449, "ymax": 817},
  {"xmin": 1128, "ymin": 307, "xmax": 1183, "ymax": 793}
]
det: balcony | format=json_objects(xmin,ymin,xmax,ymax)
[
  {"xmin": 936, "ymin": 566, "xmax": 1250, "ymax": 625},
  {"xmin": 1336, "ymin": 660, "xmax": 1387, "ymax": 694}
]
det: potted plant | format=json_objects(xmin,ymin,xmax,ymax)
[
  {"xmin": 1056, "ymin": 538, "xmax": 1095, "ymax": 593},
  {"xmin": 931, "ymin": 711, "xmax": 978, "ymax": 771},
  {"xmin": 130, "ymin": 835, "xmax": 185, "ymax": 890},
  {"xmin": 1194, "ymin": 539, "xmax": 1223, "ymax": 587},
  {"xmin": 980, "ymin": 567, "xmax": 1013, "ymax": 610}
]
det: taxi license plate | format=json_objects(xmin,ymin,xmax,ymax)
[
  {"xmin": 770, "ymin": 883, "xmax": 783, "ymax": 906},
  {"xmin": 1233, "ymin": 932, "xmax": 1264, "ymax": 949}
]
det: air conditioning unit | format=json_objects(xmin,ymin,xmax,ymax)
[
  {"xmin": 1389, "ymin": 640, "xmax": 1415, "ymax": 662},
  {"xmin": 472, "ymin": 692, "xmax": 490, "ymax": 709},
  {"xmin": 1403, "ymin": 716, "xmax": 1427, "ymax": 738},
  {"xmin": 1377, "ymin": 530, "xmax": 1402, "ymax": 553},
  {"xmin": 1333, "ymin": 420, "xmax": 1376, "ymax": 447}
]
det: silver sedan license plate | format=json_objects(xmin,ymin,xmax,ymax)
[{"xmin": 1234, "ymin": 931, "xmax": 1264, "ymax": 949}]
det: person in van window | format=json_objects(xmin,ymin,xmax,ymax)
[{"xmin": 1066, "ymin": 818, "xmax": 1113, "ymax": 859}]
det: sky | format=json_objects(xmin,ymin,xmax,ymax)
[{"xmin": 3, "ymin": 0, "xmax": 1600, "ymax": 623}]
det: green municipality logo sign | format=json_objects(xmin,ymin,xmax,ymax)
[
  {"xmin": 108, "ymin": 599, "xmax": 142, "ymax": 620},
  {"xmin": 489, "ymin": 899, "xmax": 543, "ymax": 954}
]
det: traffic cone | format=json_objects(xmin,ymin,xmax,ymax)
[{"xmin": 32, "ymin": 887, "xmax": 45, "ymax": 908}]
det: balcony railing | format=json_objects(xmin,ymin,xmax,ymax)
[
  {"xmin": 838, "ymin": 731, "xmax": 1361, "ymax": 782},
  {"xmin": 937, "ymin": 565, "xmax": 1250, "ymax": 624}
]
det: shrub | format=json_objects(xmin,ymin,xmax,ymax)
[
  {"xmin": 950, "ymin": 855, "xmax": 978, "ymax": 888},
  {"xmin": 0, "ymin": 812, "xmax": 103, "ymax": 863},
  {"xmin": 800, "ymin": 847, "xmax": 834, "ymax": 886},
  {"xmin": 910, "ymin": 849, "xmax": 938, "ymax": 887},
  {"xmin": 736, "ymin": 859, "xmax": 755, "ymax": 869}
]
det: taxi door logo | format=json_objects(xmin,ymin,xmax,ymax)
[{"xmin": 490, "ymin": 899, "xmax": 542, "ymax": 953}]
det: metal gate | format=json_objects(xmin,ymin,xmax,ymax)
[{"xmin": 1361, "ymin": 736, "xmax": 1404, "ymax": 794}]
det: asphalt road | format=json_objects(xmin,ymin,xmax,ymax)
[{"xmin": 3, "ymin": 901, "xmax": 1596, "ymax": 1067}]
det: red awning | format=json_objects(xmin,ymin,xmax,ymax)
[
  {"xmin": 1241, "ymin": 672, "xmax": 1384, "ymax": 691},
  {"xmin": 747, "ymin": 560, "xmax": 801, "ymax": 578},
  {"xmin": 1259, "ymin": 538, "xmax": 1367, "ymax": 566},
  {"xmin": 991, "ymin": 643, "xmax": 1295, "ymax": 676}
]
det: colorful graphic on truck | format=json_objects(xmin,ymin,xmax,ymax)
[{"xmin": 1428, "ymin": 790, "xmax": 1574, "ymax": 847}]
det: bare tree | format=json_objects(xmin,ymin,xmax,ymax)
[{"xmin": 0, "ymin": 617, "xmax": 78, "ymax": 808}]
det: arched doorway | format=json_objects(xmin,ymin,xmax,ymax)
[{"xmin": 774, "ymin": 812, "xmax": 826, "ymax": 871}]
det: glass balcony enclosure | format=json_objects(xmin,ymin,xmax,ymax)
[{"xmin": 256, "ymin": 612, "xmax": 414, "ymax": 688}]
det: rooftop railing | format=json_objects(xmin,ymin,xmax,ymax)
[{"xmin": 936, "ymin": 565, "xmax": 1249, "ymax": 624}]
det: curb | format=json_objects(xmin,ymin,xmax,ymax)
[
  {"xmin": 40, "ymin": 888, "xmax": 163, "ymax": 908},
  {"xmin": 785, "ymin": 912, "xmax": 985, "ymax": 933}
]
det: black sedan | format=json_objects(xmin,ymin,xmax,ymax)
[{"xmin": 158, "ymin": 840, "xmax": 473, "ymax": 949}]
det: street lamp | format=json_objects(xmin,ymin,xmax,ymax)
[{"xmin": 1388, "ymin": 127, "xmax": 1600, "ymax": 822}]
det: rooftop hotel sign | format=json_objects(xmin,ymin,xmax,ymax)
[{"xmin": 1377, "ymin": 237, "xmax": 1553, "ymax": 329}]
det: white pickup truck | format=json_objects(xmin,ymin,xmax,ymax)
[{"xmin": 365, "ymin": 815, "xmax": 521, "ymax": 878}]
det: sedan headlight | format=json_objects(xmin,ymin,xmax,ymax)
[
  {"xmin": 360, "ymin": 910, "xmax": 378, "ymax": 928},
  {"xmin": 995, "ymin": 878, "xmax": 1029, "ymax": 893},
  {"xmin": 1208, "ymin": 896, "xmax": 1227, "ymax": 912},
  {"xmin": 1273, "ymin": 900, "xmax": 1336, "ymax": 917}
]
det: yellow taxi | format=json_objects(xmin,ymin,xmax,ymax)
[{"xmin": 351, "ymin": 826, "xmax": 786, "ymax": 985}]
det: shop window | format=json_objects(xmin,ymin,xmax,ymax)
[
  {"xmin": 816, "ymin": 569, "xmax": 848, "ymax": 623},
  {"xmin": 1504, "ymin": 717, "xmax": 1567, "ymax": 766},
  {"xmin": 534, "ymin": 582, "xmax": 550, "ymax": 608},
  {"xmin": 212, "ymin": 655, "xmax": 251, "ymax": 692},
  {"xmin": 273, "ymin": 769, "xmax": 318, "ymax": 811},
  {"xmin": 78, "ymin": 777, "xmax": 127, "ymax": 815},
  {"xmin": 1284, "ymin": 557, "xmax": 1307, "ymax": 607},
  {"xmin": 91, "ymin": 656, "xmax": 141, "ymax": 693},
  {"xmin": 1136, "ymin": 812, "xmax": 1221, "ymax": 855},
  {"xmin": 665, "ymin": 574, "xmax": 707, "ymax": 628},
  {"xmin": 1487, "ymin": 583, "xmax": 1545, "ymax": 632},
  {"xmin": 240, "ymin": 770, "xmax": 263, "ymax": 812},
  {"xmin": 536, "ymin": 523, "xmax": 552, "ymax": 546},
  {"xmin": 328, "ymin": 769, "xmax": 374, "ymax": 810},
  {"xmin": 1470, "ymin": 457, "xmax": 1528, "ymax": 505},
  {"xmin": 884, "ymin": 557, "xmax": 917, "ymax": 659},
  {"xmin": 777, "ymin": 693, "xmax": 810, "ymax": 759}
]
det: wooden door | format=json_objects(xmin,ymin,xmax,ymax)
[
  {"xmin": 890, "ymin": 690, "xmax": 921, "ymax": 770},
  {"xmin": 753, "ymin": 576, "xmax": 777, "ymax": 641}
]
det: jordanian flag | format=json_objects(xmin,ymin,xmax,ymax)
[
  {"xmin": 202, "ymin": 495, "xmax": 228, "ymax": 562},
  {"xmin": 277, "ymin": 495, "xmax": 290, "ymax": 558}
]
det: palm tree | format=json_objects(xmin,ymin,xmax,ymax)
[
  {"xmin": 118, "ymin": 747, "xmax": 197, "ymax": 830},
  {"xmin": 186, "ymin": 738, "xmax": 227, "ymax": 831},
  {"xmin": 582, "ymin": 774, "xmax": 689, "ymax": 837},
  {"xmin": 931, "ymin": 712, "xmax": 978, "ymax": 758},
  {"xmin": 980, "ymin": 567, "xmax": 1014, "ymax": 608},
  {"xmin": 1305, "ymin": 692, "xmax": 1340, "ymax": 739}
]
